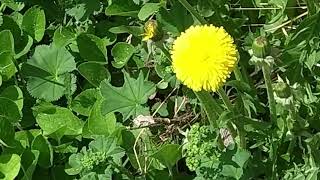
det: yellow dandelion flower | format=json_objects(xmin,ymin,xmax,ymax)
[{"xmin": 171, "ymin": 25, "xmax": 238, "ymax": 92}]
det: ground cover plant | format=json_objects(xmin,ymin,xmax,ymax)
[{"xmin": 0, "ymin": 0, "xmax": 319, "ymax": 179}]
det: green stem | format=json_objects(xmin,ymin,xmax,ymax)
[
  {"xmin": 217, "ymin": 88, "xmax": 233, "ymax": 111},
  {"xmin": 261, "ymin": 62, "xmax": 277, "ymax": 122},
  {"xmin": 218, "ymin": 87, "xmax": 246, "ymax": 148},
  {"xmin": 233, "ymin": 66, "xmax": 243, "ymax": 82},
  {"xmin": 194, "ymin": 91, "xmax": 221, "ymax": 128},
  {"xmin": 0, "ymin": 3, "xmax": 5, "ymax": 12},
  {"xmin": 177, "ymin": 0, "xmax": 207, "ymax": 24}
]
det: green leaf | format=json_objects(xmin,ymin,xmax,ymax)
[
  {"xmin": 14, "ymin": 130, "xmax": 41, "ymax": 149},
  {"xmin": 0, "ymin": 117, "xmax": 14, "ymax": 147},
  {"xmin": 71, "ymin": 89, "xmax": 98, "ymax": 116},
  {"xmin": 111, "ymin": 42, "xmax": 135, "ymax": 68},
  {"xmin": 306, "ymin": 51, "xmax": 320, "ymax": 70},
  {"xmin": 0, "ymin": 52, "xmax": 16, "ymax": 81},
  {"xmin": 306, "ymin": 168, "xmax": 319, "ymax": 180},
  {"xmin": 65, "ymin": 153, "xmax": 83, "ymax": 176},
  {"xmin": 232, "ymin": 149, "xmax": 251, "ymax": 168},
  {"xmin": 0, "ymin": 85, "xmax": 24, "ymax": 111},
  {"xmin": 84, "ymin": 100, "xmax": 117, "ymax": 137},
  {"xmin": 286, "ymin": 13, "xmax": 320, "ymax": 51},
  {"xmin": 152, "ymin": 102, "xmax": 168, "ymax": 117},
  {"xmin": 138, "ymin": 3, "xmax": 161, "ymax": 21},
  {"xmin": 31, "ymin": 135, "xmax": 53, "ymax": 168},
  {"xmin": 34, "ymin": 104, "xmax": 84, "ymax": 140},
  {"xmin": 14, "ymin": 34, "xmax": 33, "ymax": 59},
  {"xmin": 151, "ymin": 144, "xmax": 182, "ymax": 168},
  {"xmin": 95, "ymin": 20, "xmax": 118, "ymax": 46},
  {"xmin": 53, "ymin": 26, "xmax": 76, "ymax": 48},
  {"xmin": 146, "ymin": 170, "xmax": 171, "ymax": 180},
  {"xmin": 194, "ymin": 91, "xmax": 222, "ymax": 128},
  {"xmin": 50, "ymin": 165, "xmax": 74, "ymax": 180},
  {"xmin": 0, "ymin": 16, "xmax": 22, "ymax": 45},
  {"xmin": 1, "ymin": 0, "xmax": 25, "ymax": 11},
  {"xmin": 10, "ymin": 11, "xmax": 23, "ymax": 26},
  {"xmin": 305, "ymin": 0, "xmax": 320, "ymax": 15},
  {"xmin": 221, "ymin": 165, "xmax": 243, "ymax": 180},
  {"xmin": 53, "ymin": 143, "xmax": 78, "ymax": 154},
  {"xmin": 77, "ymin": 33, "xmax": 108, "ymax": 63},
  {"xmin": 89, "ymin": 136, "xmax": 124, "ymax": 155},
  {"xmin": 0, "ymin": 97, "xmax": 21, "ymax": 123},
  {"xmin": 22, "ymin": 6, "xmax": 46, "ymax": 42},
  {"xmin": 65, "ymin": 0, "xmax": 100, "ymax": 22},
  {"xmin": 105, "ymin": 0, "xmax": 140, "ymax": 17},
  {"xmin": 156, "ymin": 3, "xmax": 194, "ymax": 36},
  {"xmin": 78, "ymin": 62, "xmax": 110, "ymax": 87},
  {"xmin": 66, "ymin": 136, "xmax": 124, "ymax": 176},
  {"xmin": 23, "ymin": 45, "xmax": 76, "ymax": 102},
  {"xmin": 108, "ymin": 25, "xmax": 143, "ymax": 38},
  {"xmin": 19, "ymin": 150, "xmax": 40, "ymax": 180},
  {"xmin": 0, "ymin": 154, "xmax": 21, "ymax": 180},
  {"xmin": 100, "ymin": 71, "xmax": 156, "ymax": 120},
  {"xmin": 0, "ymin": 30, "xmax": 14, "ymax": 54}
]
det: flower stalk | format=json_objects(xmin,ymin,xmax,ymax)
[
  {"xmin": 177, "ymin": 0, "xmax": 245, "ymax": 148},
  {"xmin": 262, "ymin": 62, "xmax": 277, "ymax": 122},
  {"xmin": 194, "ymin": 91, "xmax": 220, "ymax": 128},
  {"xmin": 217, "ymin": 88, "xmax": 233, "ymax": 111},
  {"xmin": 218, "ymin": 88, "xmax": 247, "ymax": 148}
]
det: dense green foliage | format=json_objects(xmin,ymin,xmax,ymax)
[{"xmin": 0, "ymin": 0, "xmax": 320, "ymax": 179}]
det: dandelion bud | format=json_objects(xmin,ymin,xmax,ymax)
[
  {"xmin": 142, "ymin": 20, "xmax": 163, "ymax": 41},
  {"xmin": 252, "ymin": 36, "xmax": 270, "ymax": 58}
]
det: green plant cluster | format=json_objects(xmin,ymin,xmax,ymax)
[
  {"xmin": 65, "ymin": 136, "xmax": 125, "ymax": 178},
  {"xmin": 185, "ymin": 123, "xmax": 251, "ymax": 180},
  {"xmin": 0, "ymin": 0, "xmax": 320, "ymax": 180},
  {"xmin": 185, "ymin": 123, "xmax": 217, "ymax": 171}
]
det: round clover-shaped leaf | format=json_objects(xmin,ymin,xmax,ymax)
[
  {"xmin": 22, "ymin": 45, "xmax": 76, "ymax": 102},
  {"xmin": 0, "ymin": 85, "xmax": 24, "ymax": 111},
  {"xmin": 78, "ymin": 62, "xmax": 111, "ymax": 87},
  {"xmin": 0, "ymin": 30, "xmax": 14, "ymax": 54},
  {"xmin": 31, "ymin": 134, "xmax": 53, "ymax": 168},
  {"xmin": 0, "ymin": 117, "xmax": 15, "ymax": 147},
  {"xmin": 0, "ymin": 97, "xmax": 21, "ymax": 123},
  {"xmin": 105, "ymin": 0, "xmax": 139, "ymax": 17},
  {"xmin": 0, "ymin": 52, "xmax": 16, "ymax": 81},
  {"xmin": 0, "ymin": 154, "xmax": 21, "ymax": 180},
  {"xmin": 22, "ymin": 6, "xmax": 46, "ymax": 42},
  {"xmin": 77, "ymin": 33, "xmax": 108, "ymax": 63},
  {"xmin": 71, "ymin": 88, "xmax": 98, "ymax": 116},
  {"xmin": 138, "ymin": 3, "xmax": 161, "ymax": 21},
  {"xmin": 111, "ymin": 42, "xmax": 135, "ymax": 68}
]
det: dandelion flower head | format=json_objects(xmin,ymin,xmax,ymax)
[{"xmin": 171, "ymin": 25, "xmax": 238, "ymax": 92}]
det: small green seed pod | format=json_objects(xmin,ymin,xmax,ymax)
[{"xmin": 252, "ymin": 36, "xmax": 271, "ymax": 58}]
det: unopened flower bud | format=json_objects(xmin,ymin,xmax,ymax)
[
  {"xmin": 252, "ymin": 36, "xmax": 271, "ymax": 58},
  {"xmin": 143, "ymin": 20, "xmax": 163, "ymax": 41}
]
